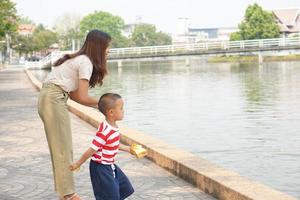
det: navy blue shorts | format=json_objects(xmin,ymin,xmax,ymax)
[{"xmin": 89, "ymin": 160, "xmax": 134, "ymax": 200}]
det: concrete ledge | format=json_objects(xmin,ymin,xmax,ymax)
[{"xmin": 25, "ymin": 69, "xmax": 296, "ymax": 200}]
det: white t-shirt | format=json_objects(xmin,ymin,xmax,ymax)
[{"xmin": 45, "ymin": 55, "xmax": 93, "ymax": 92}]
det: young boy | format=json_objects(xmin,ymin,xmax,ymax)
[{"xmin": 70, "ymin": 93, "xmax": 134, "ymax": 200}]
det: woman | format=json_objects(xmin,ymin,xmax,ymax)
[{"xmin": 38, "ymin": 29, "xmax": 111, "ymax": 200}]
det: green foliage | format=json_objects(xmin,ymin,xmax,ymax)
[
  {"xmin": 79, "ymin": 11, "xmax": 125, "ymax": 47},
  {"xmin": 155, "ymin": 31, "xmax": 172, "ymax": 45},
  {"xmin": 12, "ymin": 24, "xmax": 58, "ymax": 54},
  {"xmin": 229, "ymin": 32, "xmax": 242, "ymax": 41},
  {"xmin": 230, "ymin": 3, "xmax": 280, "ymax": 41},
  {"xmin": 112, "ymin": 35, "xmax": 132, "ymax": 48},
  {"xmin": 12, "ymin": 34, "xmax": 34, "ymax": 55},
  {"xmin": 53, "ymin": 13, "xmax": 82, "ymax": 50},
  {"xmin": 19, "ymin": 16, "xmax": 34, "ymax": 25},
  {"xmin": 130, "ymin": 23, "xmax": 172, "ymax": 46},
  {"xmin": 0, "ymin": 0, "xmax": 18, "ymax": 38},
  {"xmin": 131, "ymin": 24, "xmax": 157, "ymax": 46},
  {"xmin": 32, "ymin": 25, "xmax": 58, "ymax": 51}
]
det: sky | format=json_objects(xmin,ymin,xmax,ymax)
[{"xmin": 12, "ymin": 0, "xmax": 300, "ymax": 35}]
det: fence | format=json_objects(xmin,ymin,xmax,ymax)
[{"xmin": 40, "ymin": 36, "xmax": 300, "ymax": 68}]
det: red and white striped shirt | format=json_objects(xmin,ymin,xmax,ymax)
[{"xmin": 91, "ymin": 120, "xmax": 120, "ymax": 165}]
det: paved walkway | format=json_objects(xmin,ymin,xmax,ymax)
[{"xmin": 0, "ymin": 67, "xmax": 215, "ymax": 200}]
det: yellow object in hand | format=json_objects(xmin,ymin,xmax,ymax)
[{"xmin": 130, "ymin": 143, "xmax": 147, "ymax": 158}]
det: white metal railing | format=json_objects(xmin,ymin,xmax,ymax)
[
  {"xmin": 40, "ymin": 37, "xmax": 300, "ymax": 68},
  {"xmin": 38, "ymin": 50, "xmax": 71, "ymax": 69},
  {"xmin": 108, "ymin": 36, "xmax": 300, "ymax": 58}
]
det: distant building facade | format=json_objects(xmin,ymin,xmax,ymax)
[
  {"xmin": 272, "ymin": 8, "xmax": 300, "ymax": 37},
  {"xmin": 173, "ymin": 18, "xmax": 237, "ymax": 44},
  {"xmin": 18, "ymin": 24, "xmax": 35, "ymax": 35}
]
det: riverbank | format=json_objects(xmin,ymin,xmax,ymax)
[
  {"xmin": 208, "ymin": 54, "xmax": 300, "ymax": 63},
  {"xmin": 25, "ymin": 68, "xmax": 297, "ymax": 200}
]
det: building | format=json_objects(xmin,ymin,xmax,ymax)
[
  {"xmin": 173, "ymin": 18, "xmax": 237, "ymax": 44},
  {"xmin": 188, "ymin": 27, "xmax": 237, "ymax": 41},
  {"xmin": 272, "ymin": 9, "xmax": 300, "ymax": 37},
  {"xmin": 18, "ymin": 24, "xmax": 35, "ymax": 35}
]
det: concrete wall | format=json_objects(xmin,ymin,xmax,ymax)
[{"xmin": 25, "ymin": 69, "xmax": 296, "ymax": 200}]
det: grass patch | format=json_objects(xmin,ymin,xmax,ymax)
[
  {"xmin": 264, "ymin": 54, "xmax": 300, "ymax": 61},
  {"xmin": 208, "ymin": 55, "xmax": 258, "ymax": 63},
  {"xmin": 208, "ymin": 54, "xmax": 300, "ymax": 63}
]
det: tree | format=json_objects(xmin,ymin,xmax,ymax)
[
  {"xmin": 131, "ymin": 24, "xmax": 157, "ymax": 46},
  {"xmin": 230, "ymin": 3, "xmax": 280, "ymax": 41},
  {"xmin": 0, "ymin": 0, "xmax": 18, "ymax": 38},
  {"xmin": 113, "ymin": 35, "xmax": 131, "ymax": 48},
  {"xmin": 13, "ymin": 24, "xmax": 58, "ymax": 56},
  {"xmin": 156, "ymin": 31, "xmax": 172, "ymax": 45},
  {"xmin": 12, "ymin": 33, "xmax": 34, "ymax": 56},
  {"xmin": 19, "ymin": 16, "xmax": 34, "ymax": 25},
  {"xmin": 79, "ymin": 11, "xmax": 125, "ymax": 47},
  {"xmin": 53, "ymin": 13, "xmax": 82, "ymax": 50},
  {"xmin": 10, "ymin": 17, "xmax": 34, "ymax": 56},
  {"xmin": 32, "ymin": 25, "xmax": 58, "ymax": 52},
  {"xmin": 230, "ymin": 32, "xmax": 242, "ymax": 41},
  {"xmin": 131, "ymin": 23, "xmax": 172, "ymax": 46}
]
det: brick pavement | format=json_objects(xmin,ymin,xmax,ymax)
[{"xmin": 0, "ymin": 67, "xmax": 215, "ymax": 200}]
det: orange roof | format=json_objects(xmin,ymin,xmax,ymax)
[{"xmin": 18, "ymin": 24, "xmax": 35, "ymax": 34}]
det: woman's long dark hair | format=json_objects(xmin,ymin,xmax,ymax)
[{"xmin": 53, "ymin": 29, "xmax": 111, "ymax": 88}]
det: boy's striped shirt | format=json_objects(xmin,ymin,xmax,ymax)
[{"xmin": 91, "ymin": 120, "xmax": 120, "ymax": 164}]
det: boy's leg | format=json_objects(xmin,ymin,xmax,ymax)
[
  {"xmin": 115, "ymin": 165, "xmax": 134, "ymax": 200},
  {"xmin": 89, "ymin": 161, "xmax": 120, "ymax": 200}
]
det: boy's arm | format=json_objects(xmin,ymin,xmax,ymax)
[
  {"xmin": 119, "ymin": 143, "xmax": 130, "ymax": 153},
  {"xmin": 119, "ymin": 134, "xmax": 130, "ymax": 153},
  {"xmin": 70, "ymin": 147, "xmax": 96, "ymax": 171}
]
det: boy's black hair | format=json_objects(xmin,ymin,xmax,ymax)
[{"xmin": 98, "ymin": 93, "xmax": 122, "ymax": 116}]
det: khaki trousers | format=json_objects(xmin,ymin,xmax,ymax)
[{"xmin": 38, "ymin": 83, "xmax": 75, "ymax": 196}]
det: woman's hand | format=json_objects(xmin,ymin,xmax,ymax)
[
  {"xmin": 69, "ymin": 148, "xmax": 96, "ymax": 172},
  {"xmin": 69, "ymin": 163, "xmax": 80, "ymax": 171}
]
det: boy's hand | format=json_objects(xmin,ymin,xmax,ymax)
[
  {"xmin": 69, "ymin": 163, "xmax": 80, "ymax": 172},
  {"xmin": 130, "ymin": 143, "xmax": 147, "ymax": 158}
]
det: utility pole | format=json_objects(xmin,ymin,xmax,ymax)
[{"xmin": 72, "ymin": 39, "xmax": 75, "ymax": 52}]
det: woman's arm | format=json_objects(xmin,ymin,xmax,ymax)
[
  {"xmin": 69, "ymin": 79, "xmax": 98, "ymax": 108},
  {"xmin": 70, "ymin": 147, "xmax": 96, "ymax": 171}
]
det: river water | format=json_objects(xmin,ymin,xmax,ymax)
[{"xmin": 33, "ymin": 57, "xmax": 300, "ymax": 198}]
